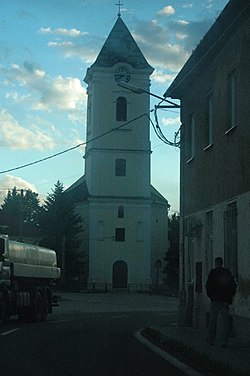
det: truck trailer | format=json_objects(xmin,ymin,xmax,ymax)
[{"xmin": 0, "ymin": 234, "xmax": 61, "ymax": 326}]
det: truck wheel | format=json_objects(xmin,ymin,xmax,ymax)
[
  {"xmin": 31, "ymin": 290, "xmax": 43, "ymax": 322},
  {"xmin": 41, "ymin": 292, "xmax": 49, "ymax": 322}
]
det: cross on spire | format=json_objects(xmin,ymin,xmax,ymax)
[{"xmin": 116, "ymin": 1, "xmax": 123, "ymax": 17}]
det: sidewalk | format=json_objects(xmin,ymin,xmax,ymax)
[{"xmin": 144, "ymin": 324, "xmax": 250, "ymax": 376}]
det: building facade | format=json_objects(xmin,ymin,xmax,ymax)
[
  {"xmin": 165, "ymin": 0, "xmax": 250, "ymax": 333},
  {"xmin": 67, "ymin": 16, "xmax": 169, "ymax": 291}
]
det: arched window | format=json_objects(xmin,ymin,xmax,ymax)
[
  {"xmin": 118, "ymin": 206, "xmax": 124, "ymax": 218},
  {"xmin": 116, "ymin": 97, "xmax": 127, "ymax": 121},
  {"xmin": 136, "ymin": 221, "xmax": 144, "ymax": 242},
  {"xmin": 115, "ymin": 159, "xmax": 126, "ymax": 176},
  {"xmin": 98, "ymin": 221, "xmax": 104, "ymax": 241}
]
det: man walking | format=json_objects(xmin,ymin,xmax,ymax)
[{"xmin": 206, "ymin": 257, "xmax": 237, "ymax": 347}]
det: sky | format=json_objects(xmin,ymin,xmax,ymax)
[{"xmin": 0, "ymin": 0, "xmax": 229, "ymax": 213}]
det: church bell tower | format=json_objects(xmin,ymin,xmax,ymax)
[{"xmin": 83, "ymin": 15, "xmax": 158, "ymax": 289}]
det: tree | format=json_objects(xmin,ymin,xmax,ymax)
[
  {"xmin": 0, "ymin": 187, "xmax": 41, "ymax": 238},
  {"xmin": 163, "ymin": 213, "xmax": 180, "ymax": 291},
  {"xmin": 38, "ymin": 181, "xmax": 84, "ymax": 287}
]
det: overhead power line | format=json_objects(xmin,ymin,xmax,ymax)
[
  {"xmin": 0, "ymin": 106, "xmax": 180, "ymax": 176},
  {"xmin": 147, "ymin": 108, "xmax": 180, "ymax": 148},
  {"xmin": 0, "ymin": 112, "xmax": 151, "ymax": 175}
]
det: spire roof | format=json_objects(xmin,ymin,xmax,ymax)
[{"xmin": 91, "ymin": 17, "xmax": 153, "ymax": 71}]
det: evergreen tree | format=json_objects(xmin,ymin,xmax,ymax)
[
  {"xmin": 0, "ymin": 187, "xmax": 41, "ymax": 237},
  {"xmin": 38, "ymin": 181, "xmax": 84, "ymax": 286},
  {"xmin": 1, "ymin": 187, "xmax": 40, "ymax": 219}
]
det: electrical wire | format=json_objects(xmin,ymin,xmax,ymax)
[
  {"xmin": 146, "ymin": 106, "xmax": 181, "ymax": 148},
  {"xmin": 0, "ymin": 104, "xmax": 180, "ymax": 176},
  {"xmin": 1, "ymin": 2, "xmax": 239, "ymax": 178},
  {"xmin": 0, "ymin": 112, "xmax": 150, "ymax": 175},
  {"xmin": 0, "ymin": 136, "xmax": 177, "ymax": 193}
]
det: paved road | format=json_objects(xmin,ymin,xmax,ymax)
[{"xmin": 0, "ymin": 292, "xmax": 184, "ymax": 376}]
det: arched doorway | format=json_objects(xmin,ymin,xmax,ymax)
[{"xmin": 112, "ymin": 260, "xmax": 128, "ymax": 289}]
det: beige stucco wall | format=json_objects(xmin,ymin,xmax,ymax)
[{"xmin": 184, "ymin": 191, "xmax": 250, "ymax": 326}]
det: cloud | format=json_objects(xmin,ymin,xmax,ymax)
[
  {"xmin": 161, "ymin": 116, "xmax": 181, "ymax": 128},
  {"xmin": 0, "ymin": 109, "xmax": 55, "ymax": 150},
  {"xmin": 132, "ymin": 20, "xmax": 189, "ymax": 71},
  {"xmin": 69, "ymin": 135, "xmax": 85, "ymax": 155},
  {"xmin": 182, "ymin": 3, "xmax": 194, "ymax": 9},
  {"xmin": 1, "ymin": 62, "xmax": 87, "ymax": 119},
  {"xmin": 204, "ymin": 0, "xmax": 214, "ymax": 9},
  {"xmin": 167, "ymin": 18, "xmax": 214, "ymax": 51},
  {"xmin": 157, "ymin": 5, "xmax": 175, "ymax": 16},
  {"xmin": 39, "ymin": 27, "xmax": 88, "ymax": 37},
  {"xmin": 33, "ymin": 75, "xmax": 86, "ymax": 111},
  {"xmin": 5, "ymin": 91, "xmax": 31, "ymax": 103},
  {"xmin": 0, "ymin": 175, "xmax": 37, "ymax": 205},
  {"xmin": 44, "ymin": 16, "xmax": 211, "ymax": 74},
  {"xmin": 40, "ymin": 25, "xmax": 103, "ymax": 64},
  {"xmin": 151, "ymin": 70, "xmax": 176, "ymax": 85},
  {"xmin": 47, "ymin": 38, "xmax": 102, "ymax": 64}
]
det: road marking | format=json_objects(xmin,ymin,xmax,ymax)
[
  {"xmin": 134, "ymin": 329, "xmax": 203, "ymax": 376},
  {"xmin": 0, "ymin": 328, "xmax": 21, "ymax": 336}
]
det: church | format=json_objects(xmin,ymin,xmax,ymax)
[{"xmin": 66, "ymin": 14, "xmax": 170, "ymax": 291}]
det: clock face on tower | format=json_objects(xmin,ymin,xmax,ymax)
[{"xmin": 114, "ymin": 66, "xmax": 130, "ymax": 82}]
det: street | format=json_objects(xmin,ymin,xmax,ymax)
[{"xmin": 0, "ymin": 292, "xmax": 185, "ymax": 376}]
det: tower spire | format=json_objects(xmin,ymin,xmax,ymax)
[{"xmin": 115, "ymin": 1, "xmax": 123, "ymax": 17}]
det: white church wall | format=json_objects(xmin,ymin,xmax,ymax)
[
  {"xmin": 85, "ymin": 150, "xmax": 151, "ymax": 198},
  {"xmin": 87, "ymin": 199, "xmax": 152, "ymax": 287},
  {"xmin": 81, "ymin": 16, "xmax": 169, "ymax": 292},
  {"xmin": 151, "ymin": 202, "xmax": 168, "ymax": 288}
]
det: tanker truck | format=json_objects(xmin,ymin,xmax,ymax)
[{"xmin": 0, "ymin": 234, "xmax": 60, "ymax": 326}]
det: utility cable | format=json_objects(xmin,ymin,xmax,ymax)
[
  {"xmin": 146, "ymin": 108, "xmax": 181, "ymax": 148},
  {"xmin": 0, "ymin": 106, "xmax": 179, "ymax": 176},
  {"xmin": 0, "ymin": 111, "xmax": 151, "ymax": 175}
]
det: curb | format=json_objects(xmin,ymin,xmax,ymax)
[
  {"xmin": 134, "ymin": 329, "xmax": 203, "ymax": 376},
  {"xmin": 139, "ymin": 327, "xmax": 248, "ymax": 376}
]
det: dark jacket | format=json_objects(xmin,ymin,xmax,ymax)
[{"xmin": 206, "ymin": 266, "xmax": 237, "ymax": 304}]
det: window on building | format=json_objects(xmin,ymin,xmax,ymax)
[
  {"xmin": 0, "ymin": 237, "xmax": 5, "ymax": 254},
  {"xmin": 186, "ymin": 113, "xmax": 195, "ymax": 162},
  {"xmin": 187, "ymin": 237, "xmax": 195, "ymax": 282},
  {"xmin": 136, "ymin": 221, "xmax": 144, "ymax": 242},
  {"xmin": 205, "ymin": 211, "xmax": 213, "ymax": 274},
  {"xmin": 98, "ymin": 221, "xmax": 104, "ymax": 241},
  {"xmin": 227, "ymin": 70, "xmax": 237, "ymax": 131},
  {"xmin": 87, "ymin": 96, "xmax": 92, "ymax": 135},
  {"xmin": 115, "ymin": 159, "xmax": 126, "ymax": 176},
  {"xmin": 224, "ymin": 202, "xmax": 238, "ymax": 279},
  {"xmin": 205, "ymin": 93, "xmax": 214, "ymax": 148},
  {"xmin": 115, "ymin": 228, "xmax": 125, "ymax": 242},
  {"xmin": 118, "ymin": 206, "xmax": 124, "ymax": 218},
  {"xmin": 116, "ymin": 97, "xmax": 127, "ymax": 121}
]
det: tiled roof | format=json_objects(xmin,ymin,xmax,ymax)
[
  {"xmin": 64, "ymin": 175, "xmax": 90, "ymax": 203},
  {"xmin": 65, "ymin": 177, "xmax": 168, "ymax": 207},
  {"xmin": 91, "ymin": 16, "xmax": 153, "ymax": 70}
]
